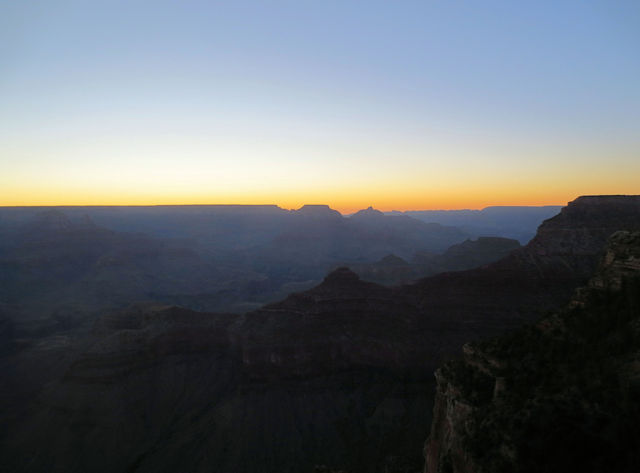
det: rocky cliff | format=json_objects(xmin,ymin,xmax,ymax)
[{"xmin": 424, "ymin": 230, "xmax": 640, "ymax": 473}]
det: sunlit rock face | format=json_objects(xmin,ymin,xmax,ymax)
[{"xmin": 424, "ymin": 231, "xmax": 640, "ymax": 473}]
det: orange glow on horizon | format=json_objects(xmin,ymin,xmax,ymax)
[
  {"xmin": 2, "ymin": 170, "xmax": 638, "ymax": 215},
  {"xmin": 0, "ymin": 189, "xmax": 621, "ymax": 215}
]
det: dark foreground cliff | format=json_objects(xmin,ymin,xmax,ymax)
[{"xmin": 425, "ymin": 231, "xmax": 640, "ymax": 473}]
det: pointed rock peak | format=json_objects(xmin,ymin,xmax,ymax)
[
  {"xmin": 322, "ymin": 267, "xmax": 360, "ymax": 284},
  {"xmin": 351, "ymin": 206, "xmax": 385, "ymax": 219}
]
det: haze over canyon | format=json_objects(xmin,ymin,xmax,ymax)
[
  {"xmin": 3, "ymin": 2, "xmax": 639, "ymax": 472},
  {"xmin": 1, "ymin": 195, "xmax": 639, "ymax": 472}
]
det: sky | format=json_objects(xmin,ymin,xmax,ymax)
[{"xmin": 1, "ymin": 0, "xmax": 639, "ymax": 213}]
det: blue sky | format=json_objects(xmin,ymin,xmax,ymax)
[{"xmin": 1, "ymin": 1, "xmax": 639, "ymax": 211}]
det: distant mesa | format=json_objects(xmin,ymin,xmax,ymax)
[{"xmin": 294, "ymin": 204, "xmax": 342, "ymax": 219}]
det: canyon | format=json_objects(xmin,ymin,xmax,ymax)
[{"xmin": 0, "ymin": 195, "xmax": 639, "ymax": 472}]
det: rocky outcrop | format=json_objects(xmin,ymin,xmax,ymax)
[
  {"xmin": 424, "ymin": 231, "xmax": 640, "ymax": 473},
  {"xmin": 576, "ymin": 230, "xmax": 640, "ymax": 293}
]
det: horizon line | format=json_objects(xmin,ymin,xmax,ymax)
[{"xmin": 0, "ymin": 201, "xmax": 569, "ymax": 214}]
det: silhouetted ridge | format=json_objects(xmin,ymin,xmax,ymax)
[
  {"xmin": 351, "ymin": 206, "xmax": 385, "ymax": 219},
  {"xmin": 398, "ymin": 205, "xmax": 563, "ymax": 243},
  {"xmin": 294, "ymin": 204, "xmax": 342, "ymax": 218},
  {"xmin": 378, "ymin": 254, "xmax": 409, "ymax": 266},
  {"xmin": 439, "ymin": 237, "xmax": 520, "ymax": 263},
  {"xmin": 322, "ymin": 266, "xmax": 360, "ymax": 284}
]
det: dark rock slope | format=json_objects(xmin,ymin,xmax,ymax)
[
  {"xmin": 424, "ymin": 230, "xmax": 640, "ymax": 473},
  {"xmin": 350, "ymin": 237, "xmax": 522, "ymax": 286},
  {"xmin": 1, "ymin": 196, "xmax": 639, "ymax": 473},
  {"xmin": 1, "ymin": 282, "xmax": 435, "ymax": 473},
  {"xmin": 408, "ymin": 195, "xmax": 640, "ymax": 334}
]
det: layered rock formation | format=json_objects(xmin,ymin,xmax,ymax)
[
  {"xmin": 0, "ymin": 204, "xmax": 469, "ymax": 332},
  {"xmin": 1, "ymin": 196, "xmax": 639, "ymax": 473},
  {"xmin": 424, "ymin": 231, "xmax": 640, "ymax": 473},
  {"xmin": 1, "ymin": 276, "xmax": 435, "ymax": 473}
]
